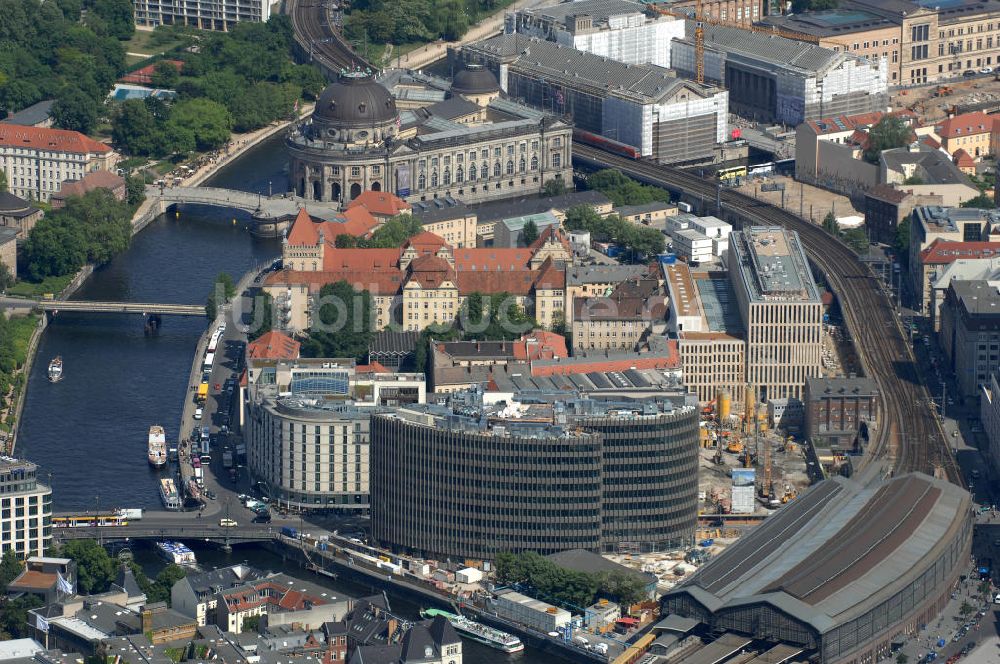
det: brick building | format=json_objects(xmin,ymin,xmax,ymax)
[{"xmin": 805, "ymin": 376, "xmax": 879, "ymax": 450}]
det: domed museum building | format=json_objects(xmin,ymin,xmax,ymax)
[{"xmin": 286, "ymin": 67, "xmax": 572, "ymax": 205}]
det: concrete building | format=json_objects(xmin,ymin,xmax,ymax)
[
  {"xmin": 287, "ymin": 69, "xmax": 572, "ymax": 205},
  {"xmin": 0, "ymin": 125, "xmax": 115, "ymax": 202},
  {"xmin": 572, "ymin": 276, "xmax": 666, "ymax": 350},
  {"xmin": 616, "ymin": 201, "xmax": 678, "ymax": 225},
  {"xmin": 666, "ymin": 214, "xmax": 731, "ymax": 263},
  {"xmin": 1, "ymin": 100, "xmax": 55, "ymax": 128},
  {"xmin": 980, "ymin": 370, "xmax": 1000, "ymax": 474},
  {"xmin": 133, "ymin": 0, "xmax": 270, "ymax": 30},
  {"xmin": 371, "ymin": 388, "xmax": 699, "ymax": 560},
  {"xmin": 940, "ymin": 279, "xmax": 1000, "ymax": 401},
  {"xmin": 0, "ymin": 191, "xmax": 42, "ymax": 239},
  {"xmin": 728, "ymin": 227, "xmax": 823, "ymax": 402},
  {"xmin": 461, "ymin": 34, "xmax": 729, "ymax": 164},
  {"xmin": 493, "ymin": 590, "xmax": 571, "ymax": 633},
  {"xmin": 0, "ymin": 227, "xmax": 16, "ymax": 282},
  {"xmin": 864, "ymin": 185, "xmax": 942, "ymax": 246},
  {"xmin": 170, "ymin": 564, "xmax": 267, "ymax": 627},
  {"xmin": 908, "ymin": 206, "xmax": 1000, "ymax": 312},
  {"xmin": 506, "ymin": 0, "xmax": 685, "ymax": 68},
  {"xmin": 244, "ymin": 359, "xmax": 425, "ymax": 511},
  {"xmin": 49, "ymin": 170, "xmax": 126, "ymax": 208},
  {"xmin": 794, "ymin": 111, "xmax": 894, "ymax": 187},
  {"xmin": 7, "ymin": 557, "xmax": 76, "ymax": 604},
  {"xmin": 880, "ymin": 144, "xmax": 978, "ymax": 208},
  {"xmin": 663, "ymin": 262, "xmax": 746, "ymax": 405},
  {"xmin": 804, "ymin": 376, "xmax": 879, "ymax": 451},
  {"xmin": 935, "ymin": 112, "xmax": 994, "ymax": 159},
  {"xmin": 494, "ymin": 211, "xmax": 559, "ymax": 247},
  {"xmin": 429, "ymin": 329, "xmax": 568, "ymax": 393},
  {"xmin": 671, "ymin": 23, "xmax": 888, "ymax": 126},
  {"xmin": 663, "ymin": 473, "xmax": 971, "ymax": 664},
  {"xmin": 929, "ymin": 258, "xmax": 1000, "ymax": 330},
  {"xmin": 0, "ymin": 457, "xmax": 52, "ymax": 557}
]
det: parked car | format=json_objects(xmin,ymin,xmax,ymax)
[
  {"xmin": 194, "ymin": 407, "xmax": 203, "ymax": 420},
  {"xmin": 219, "ymin": 518, "xmax": 237, "ymax": 527}
]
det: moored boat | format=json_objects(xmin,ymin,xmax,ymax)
[
  {"xmin": 159, "ymin": 478, "xmax": 181, "ymax": 510},
  {"xmin": 147, "ymin": 425, "xmax": 167, "ymax": 468},
  {"xmin": 48, "ymin": 357, "xmax": 63, "ymax": 382},
  {"xmin": 155, "ymin": 541, "xmax": 196, "ymax": 565},
  {"xmin": 420, "ymin": 608, "xmax": 524, "ymax": 653}
]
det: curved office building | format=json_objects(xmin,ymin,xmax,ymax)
[{"xmin": 371, "ymin": 392, "xmax": 699, "ymax": 561}]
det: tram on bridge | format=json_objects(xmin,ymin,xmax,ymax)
[{"xmin": 52, "ymin": 513, "xmax": 131, "ymax": 528}]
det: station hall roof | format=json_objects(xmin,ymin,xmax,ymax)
[{"xmin": 663, "ymin": 473, "xmax": 970, "ymax": 634}]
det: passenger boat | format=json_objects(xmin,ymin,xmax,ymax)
[
  {"xmin": 420, "ymin": 608, "xmax": 524, "ymax": 653},
  {"xmin": 155, "ymin": 541, "xmax": 196, "ymax": 565},
  {"xmin": 159, "ymin": 478, "xmax": 181, "ymax": 510},
  {"xmin": 147, "ymin": 425, "xmax": 167, "ymax": 468},
  {"xmin": 47, "ymin": 357, "xmax": 63, "ymax": 382}
]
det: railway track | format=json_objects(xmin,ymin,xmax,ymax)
[
  {"xmin": 573, "ymin": 144, "xmax": 963, "ymax": 486},
  {"xmin": 288, "ymin": 0, "xmax": 370, "ymax": 76}
]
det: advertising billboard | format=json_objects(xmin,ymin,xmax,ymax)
[{"xmin": 732, "ymin": 468, "xmax": 756, "ymax": 514}]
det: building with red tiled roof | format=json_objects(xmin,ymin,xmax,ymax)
[
  {"xmin": 429, "ymin": 329, "xmax": 570, "ymax": 392},
  {"xmin": 50, "ymin": 170, "xmax": 126, "ymax": 208},
  {"xmin": 935, "ymin": 112, "xmax": 992, "ymax": 159},
  {"xmin": 0, "ymin": 125, "xmax": 116, "ymax": 202},
  {"xmin": 346, "ymin": 191, "xmax": 412, "ymax": 219},
  {"xmin": 246, "ymin": 330, "xmax": 301, "ymax": 361},
  {"xmin": 953, "ymin": 148, "xmax": 976, "ymax": 175},
  {"xmin": 119, "ymin": 60, "xmax": 183, "ymax": 85}
]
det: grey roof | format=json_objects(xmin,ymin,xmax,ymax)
[
  {"xmin": 680, "ymin": 21, "xmax": 845, "ymax": 75},
  {"xmin": 315, "ymin": 72, "xmax": 397, "ymax": 128},
  {"xmin": 729, "ymin": 227, "xmax": 820, "ymax": 303},
  {"xmin": 949, "ymin": 279, "xmax": 1000, "ymax": 317},
  {"xmin": 113, "ymin": 566, "xmax": 146, "ymax": 601},
  {"xmin": 474, "ymin": 190, "xmax": 611, "ymax": 224},
  {"xmin": 616, "ymin": 201, "xmax": 677, "ymax": 217},
  {"xmin": 489, "ymin": 364, "xmax": 682, "ymax": 395},
  {"xmin": 468, "ymin": 34, "xmax": 707, "ymax": 104},
  {"xmin": 0, "ymin": 191, "xmax": 34, "ymax": 214},
  {"xmin": 411, "ymin": 199, "xmax": 472, "ymax": 224},
  {"xmin": 805, "ymin": 375, "xmax": 879, "ymax": 399},
  {"xmin": 183, "ymin": 563, "xmax": 267, "ymax": 597},
  {"xmin": 663, "ymin": 473, "xmax": 971, "ymax": 635},
  {"xmin": 426, "ymin": 96, "xmax": 481, "ymax": 121},
  {"xmin": 520, "ymin": 0, "xmax": 649, "ymax": 26},
  {"xmin": 451, "ymin": 64, "xmax": 500, "ymax": 94},
  {"xmin": 0, "ymin": 226, "xmax": 18, "ymax": 245},
  {"xmin": 881, "ymin": 145, "xmax": 973, "ymax": 187},
  {"xmin": 1, "ymin": 100, "xmax": 55, "ymax": 127},
  {"xmin": 566, "ymin": 264, "xmax": 648, "ymax": 286},
  {"xmin": 546, "ymin": 549, "xmax": 657, "ymax": 585},
  {"xmin": 651, "ymin": 614, "xmax": 700, "ymax": 634},
  {"xmin": 758, "ymin": 8, "xmax": 897, "ymax": 37},
  {"xmin": 369, "ymin": 330, "xmax": 421, "ymax": 354}
]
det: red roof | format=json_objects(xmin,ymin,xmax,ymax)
[
  {"xmin": 52, "ymin": 170, "xmax": 124, "ymax": 200},
  {"xmin": 323, "ymin": 248, "xmax": 400, "ymax": 272},
  {"xmin": 406, "ymin": 254, "xmax": 456, "ymax": 288},
  {"xmin": 455, "ymin": 269, "xmax": 537, "ymax": 295},
  {"xmin": 286, "ymin": 208, "xmax": 324, "ymax": 245},
  {"xmin": 0, "ymin": 124, "xmax": 110, "ymax": 154},
  {"xmin": 339, "ymin": 206, "xmax": 379, "ymax": 237},
  {"xmin": 531, "ymin": 342, "xmax": 681, "ymax": 376},
  {"xmin": 356, "ymin": 361, "xmax": 391, "ymax": 373},
  {"xmin": 346, "ymin": 191, "xmax": 412, "ymax": 217},
  {"xmin": 9, "ymin": 570, "xmax": 56, "ymax": 590},
  {"xmin": 453, "ymin": 248, "xmax": 533, "ymax": 272},
  {"xmin": 936, "ymin": 112, "xmax": 992, "ymax": 139},
  {"xmin": 514, "ymin": 330, "xmax": 568, "ymax": 360},
  {"xmin": 919, "ymin": 239, "xmax": 1000, "ymax": 264},
  {"xmin": 247, "ymin": 330, "xmax": 301, "ymax": 360},
  {"xmin": 120, "ymin": 60, "xmax": 183, "ymax": 85},
  {"xmin": 265, "ymin": 269, "xmax": 404, "ymax": 296},
  {"xmin": 920, "ymin": 134, "xmax": 942, "ymax": 150},
  {"xmin": 403, "ymin": 231, "xmax": 448, "ymax": 255},
  {"xmin": 533, "ymin": 256, "xmax": 566, "ymax": 289},
  {"xmin": 954, "ymin": 148, "xmax": 975, "ymax": 168},
  {"xmin": 529, "ymin": 225, "xmax": 572, "ymax": 253}
]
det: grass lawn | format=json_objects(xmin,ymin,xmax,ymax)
[
  {"xmin": 6, "ymin": 274, "xmax": 74, "ymax": 299},
  {"xmin": 7, "ymin": 314, "xmax": 39, "ymax": 366},
  {"xmin": 122, "ymin": 28, "xmax": 194, "ymax": 57}
]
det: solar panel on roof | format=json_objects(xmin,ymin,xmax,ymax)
[
  {"xmin": 587, "ymin": 372, "xmax": 612, "ymax": 389},
  {"xmin": 624, "ymin": 369, "xmax": 649, "ymax": 387}
]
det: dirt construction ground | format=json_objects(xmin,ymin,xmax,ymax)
[
  {"xmin": 736, "ymin": 175, "xmax": 862, "ymax": 224},
  {"xmin": 892, "ymin": 75, "xmax": 1000, "ymax": 122}
]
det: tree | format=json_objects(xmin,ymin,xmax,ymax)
[
  {"xmin": 0, "ymin": 263, "xmax": 14, "ymax": 292},
  {"xmin": 961, "ymin": 193, "xmax": 996, "ymax": 209},
  {"xmin": 335, "ymin": 234, "xmax": 358, "ymax": 248},
  {"xmin": 248, "ymin": 291, "xmax": 273, "ymax": 341},
  {"xmin": 242, "ymin": 615, "xmax": 262, "ymax": 633},
  {"xmin": 0, "ymin": 552, "xmax": 24, "ymax": 588},
  {"xmin": 363, "ymin": 214, "xmax": 422, "ymax": 248},
  {"xmin": 895, "ymin": 216, "xmax": 911, "ymax": 267},
  {"xmin": 563, "ymin": 204, "xmax": 604, "ymax": 232},
  {"xmin": 543, "ymin": 178, "xmax": 567, "ymax": 197},
  {"xmin": 111, "ymin": 99, "xmax": 162, "ymax": 157},
  {"xmin": 0, "ymin": 594, "xmax": 42, "ymax": 639},
  {"xmin": 166, "ymin": 98, "xmax": 232, "ymax": 152},
  {"xmin": 521, "ymin": 219, "xmax": 539, "ymax": 246},
  {"xmin": 90, "ymin": 0, "xmax": 135, "ymax": 39},
  {"xmin": 52, "ymin": 86, "xmax": 99, "ymax": 134},
  {"xmin": 150, "ymin": 60, "xmax": 180, "ymax": 89},
  {"xmin": 150, "ymin": 564, "xmax": 187, "ymax": 604},
  {"xmin": 300, "ymin": 280, "xmax": 374, "ymax": 361},
  {"xmin": 206, "ymin": 272, "xmax": 236, "ymax": 321},
  {"xmin": 842, "ymin": 227, "xmax": 869, "ymax": 254},
  {"xmin": 124, "ymin": 174, "xmax": 146, "ymax": 207},
  {"xmin": 960, "ymin": 601, "xmax": 974, "ymax": 618},
  {"xmin": 863, "ymin": 115, "xmax": 912, "ymax": 163},
  {"xmin": 587, "ymin": 169, "xmax": 670, "ymax": 207},
  {"xmin": 62, "ymin": 539, "xmax": 116, "ymax": 594},
  {"xmin": 822, "ymin": 211, "xmax": 838, "ymax": 235}
]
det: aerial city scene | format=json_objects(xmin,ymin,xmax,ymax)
[{"xmin": 6, "ymin": 0, "xmax": 1000, "ymax": 662}]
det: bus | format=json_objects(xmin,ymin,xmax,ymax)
[
  {"xmin": 52, "ymin": 513, "xmax": 130, "ymax": 528},
  {"xmin": 203, "ymin": 352, "xmax": 215, "ymax": 371},
  {"xmin": 207, "ymin": 328, "xmax": 223, "ymax": 354},
  {"xmin": 717, "ymin": 165, "xmax": 748, "ymax": 184}
]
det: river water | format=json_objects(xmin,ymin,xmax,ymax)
[{"xmin": 16, "ymin": 135, "xmax": 550, "ymax": 663}]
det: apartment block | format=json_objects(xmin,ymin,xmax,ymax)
[
  {"xmin": 0, "ymin": 125, "xmax": 115, "ymax": 202},
  {"xmin": 134, "ymin": 0, "xmax": 271, "ymax": 30}
]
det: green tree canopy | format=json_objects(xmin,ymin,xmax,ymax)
[
  {"xmin": 494, "ymin": 551, "xmax": 645, "ymax": 610},
  {"xmin": 0, "ymin": 552, "xmax": 24, "ymax": 588},
  {"xmin": 863, "ymin": 115, "xmax": 912, "ymax": 163},
  {"xmin": 52, "ymin": 86, "xmax": 100, "ymax": 134},
  {"xmin": 167, "ymin": 98, "xmax": 232, "ymax": 152},
  {"xmin": 587, "ymin": 169, "xmax": 671, "ymax": 207},
  {"xmin": 301, "ymin": 280, "xmax": 374, "ymax": 361},
  {"xmin": 961, "ymin": 193, "xmax": 996, "ymax": 209},
  {"xmin": 542, "ymin": 178, "xmax": 567, "ymax": 197},
  {"xmin": 88, "ymin": 0, "xmax": 134, "ymax": 40},
  {"xmin": 521, "ymin": 219, "xmax": 539, "ymax": 246},
  {"xmin": 62, "ymin": 539, "xmax": 116, "ymax": 594},
  {"xmin": 150, "ymin": 60, "xmax": 180, "ymax": 89}
]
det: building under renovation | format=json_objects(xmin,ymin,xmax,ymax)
[
  {"xmin": 460, "ymin": 34, "xmax": 728, "ymax": 164},
  {"xmin": 671, "ymin": 23, "xmax": 888, "ymax": 125},
  {"xmin": 505, "ymin": 0, "xmax": 685, "ymax": 68}
]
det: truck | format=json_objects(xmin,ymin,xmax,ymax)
[
  {"xmin": 196, "ymin": 383, "xmax": 208, "ymax": 404},
  {"xmin": 281, "ymin": 526, "xmax": 298, "ymax": 539},
  {"xmin": 194, "ymin": 466, "xmax": 204, "ymax": 486},
  {"xmin": 116, "ymin": 508, "xmax": 143, "ymax": 520},
  {"xmin": 223, "ymin": 450, "xmax": 234, "ymax": 469}
]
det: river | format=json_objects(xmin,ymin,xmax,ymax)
[{"xmin": 16, "ymin": 135, "xmax": 551, "ymax": 664}]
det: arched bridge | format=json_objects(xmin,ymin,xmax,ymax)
[
  {"xmin": 1, "ymin": 297, "xmax": 206, "ymax": 317},
  {"xmin": 152, "ymin": 186, "xmax": 341, "ymax": 219}
]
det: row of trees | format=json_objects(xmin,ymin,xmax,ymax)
[
  {"xmin": 494, "ymin": 551, "xmax": 648, "ymax": 610},
  {"xmin": 334, "ymin": 215, "xmax": 425, "ymax": 249},
  {"xmin": 563, "ymin": 204, "xmax": 665, "ymax": 259},
  {"xmin": 0, "ymin": 0, "xmax": 130, "ymax": 131},
  {"xmin": 20, "ymin": 188, "xmax": 136, "ymax": 282},
  {"xmin": 110, "ymin": 18, "xmax": 326, "ymax": 156},
  {"xmin": 343, "ymin": 0, "xmax": 505, "ymax": 51},
  {"xmin": 585, "ymin": 169, "xmax": 673, "ymax": 208},
  {"xmin": 0, "ymin": 315, "xmax": 36, "ymax": 414},
  {"xmin": 59, "ymin": 539, "xmax": 186, "ymax": 602}
]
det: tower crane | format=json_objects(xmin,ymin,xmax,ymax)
[{"xmin": 694, "ymin": 0, "xmax": 704, "ymax": 85}]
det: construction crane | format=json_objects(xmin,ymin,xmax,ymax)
[{"xmin": 694, "ymin": 0, "xmax": 704, "ymax": 85}]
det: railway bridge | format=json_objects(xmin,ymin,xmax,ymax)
[{"xmin": 1, "ymin": 297, "xmax": 206, "ymax": 317}]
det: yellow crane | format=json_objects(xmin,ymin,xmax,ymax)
[{"xmin": 694, "ymin": 0, "xmax": 704, "ymax": 85}]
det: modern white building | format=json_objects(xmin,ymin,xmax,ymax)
[
  {"xmin": 0, "ymin": 125, "xmax": 115, "ymax": 202},
  {"xmin": 133, "ymin": 0, "xmax": 271, "ymax": 30},
  {"xmin": 0, "ymin": 457, "xmax": 52, "ymax": 557},
  {"xmin": 507, "ymin": 0, "xmax": 685, "ymax": 68},
  {"xmin": 666, "ymin": 214, "xmax": 730, "ymax": 263},
  {"xmin": 672, "ymin": 229, "xmax": 714, "ymax": 264}
]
